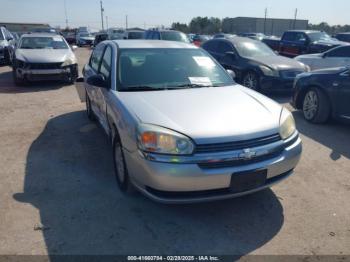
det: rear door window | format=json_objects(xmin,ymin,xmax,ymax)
[
  {"xmin": 327, "ymin": 46, "xmax": 350, "ymax": 57},
  {"xmin": 283, "ymin": 32, "xmax": 296, "ymax": 41},
  {"xmin": 217, "ymin": 41, "xmax": 233, "ymax": 54}
]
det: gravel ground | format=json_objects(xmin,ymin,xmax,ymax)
[{"xmin": 0, "ymin": 48, "xmax": 349, "ymax": 257}]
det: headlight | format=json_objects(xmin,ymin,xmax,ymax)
[
  {"xmin": 137, "ymin": 124, "xmax": 195, "ymax": 155},
  {"xmin": 259, "ymin": 65, "xmax": 279, "ymax": 77},
  {"xmin": 62, "ymin": 58, "xmax": 76, "ymax": 67},
  {"xmin": 279, "ymin": 108, "xmax": 296, "ymax": 140}
]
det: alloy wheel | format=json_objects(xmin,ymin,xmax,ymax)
[
  {"xmin": 303, "ymin": 90, "xmax": 318, "ymax": 120},
  {"xmin": 243, "ymin": 73, "xmax": 258, "ymax": 90}
]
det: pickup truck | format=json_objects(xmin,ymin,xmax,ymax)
[{"xmin": 263, "ymin": 30, "xmax": 348, "ymax": 58}]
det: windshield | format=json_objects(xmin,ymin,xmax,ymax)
[
  {"xmin": 118, "ymin": 48, "xmax": 234, "ymax": 91},
  {"xmin": 308, "ymin": 32, "xmax": 332, "ymax": 42},
  {"xmin": 19, "ymin": 36, "xmax": 69, "ymax": 49},
  {"xmin": 128, "ymin": 31, "xmax": 144, "ymax": 39},
  {"xmin": 235, "ymin": 41, "xmax": 276, "ymax": 58},
  {"xmin": 161, "ymin": 32, "xmax": 190, "ymax": 43}
]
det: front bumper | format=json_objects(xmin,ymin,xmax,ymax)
[
  {"xmin": 15, "ymin": 64, "xmax": 78, "ymax": 82},
  {"xmin": 260, "ymin": 76, "xmax": 296, "ymax": 90},
  {"xmin": 124, "ymin": 132, "xmax": 302, "ymax": 204}
]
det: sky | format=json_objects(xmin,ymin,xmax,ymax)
[{"xmin": 1, "ymin": 0, "xmax": 349, "ymax": 30}]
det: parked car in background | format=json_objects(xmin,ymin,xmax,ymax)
[
  {"xmin": 0, "ymin": 26, "xmax": 16, "ymax": 65},
  {"xmin": 107, "ymin": 28, "xmax": 125, "ymax": 40},
  {"xmin": 202, "ymin": 37, "xmax": 308, "ymax": 91},
  {"xmin": 335, "ymin": 32, "xmax": 350, "ymax": 43},
  {"xmin": 12, "ymin": 33, "xmax": 78, "ymax": 85},
  {"xmin": 192, "ymin": 34, "xmax": 210, "ymax": 47},
  {"xmin": 239, "ymin": 33, "xmax": 265, "ymax": 41},
  {"xmin": 295, "ymin": 45, "xmax": 350, "ymax": 71},
  {"xmin": 213, "ymin": 33, "xmax": 235, "ymax": 39},
  {"xmin": 77, "ymin": 32, "xmax": 95, "ymax": 46},
  {"xmin": 292, "ymin": 67, "xmax": 350, "ymax": 123},
  {"xmin": 33, "ymin": 27, "xmax": 58, "ymax": 34},
  {"xmin": 264, "ymin": 30, "xmax": 348, "ymax": 57},
  {"xmin": 94, "ymin": 32, "xmax": 108, "ymax": 47},
  {"xmin": 144, "ymin": 29, "xmax": 190, "ymax": 43},
  {"xmin": 64, "ymin": 32, "xmax": 77, "ymax": 45},
  {"xmin": 76, "ymin": 39, "xmax": 302, "ymax": 203},
  {"xmin": 123, "ymin": 30, "xmax": 144, "ymax": 39}
]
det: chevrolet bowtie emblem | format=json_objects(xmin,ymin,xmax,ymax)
[{"xmin": 240, "ymin": 149, "xmax": 257, "ymax": 160}]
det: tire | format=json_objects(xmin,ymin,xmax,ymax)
[
  {"xmin": 12, "ymin": 67, "xmax": 26, "ymax": 86},
  {"xmin": 86, "ymin": 93, "xmax": 95, "ymax": 121},
  {"xmin": 112, "ymin": 129, "xmax": 133, "ymax": 193},
  {"xmin": 302, "ymin": 87, "xmax": 331, "ymax": 124},
  {"xmin": 242, "ymin": 71, "xmax": 260, "ymax": 91},
  {"xmin": 4, "ymin": 48, "xmax": 10, "ymax": 65}
]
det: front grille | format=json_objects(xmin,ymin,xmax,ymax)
[
  {"xmin": 280, "ymin": 70, "xmax": 304, "ymax": 79},
  {"xmin": 195, "ymin": 134, "xmax": 281, "ymax": 154},
  {"xmin": 198, "ymin": 150, "xmax": 282, "ymax": 169},
  {"xmin": 27, "ymin": 63, "xmax": 62, "ymax": 70}
]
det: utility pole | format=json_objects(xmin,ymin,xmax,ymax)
[
  {"xmin": 100, "ymin": 0, "xmax": 104, "ymax": 31},
  {"xmin": 106, "ymin": 16, "xmax": 109, "ymax": 30},
  {"xmin": 264, "ymin": 8, "xmax": 267, "ymax": 34},
  {"xmin": 125, "ymin": 15, "xmax": 128, "ymax": 29},
  {"xmin": 294, "ymin": 8, "xmax": 298, "ymax": 29},
  {"xmin": 64, "ymin": 0, "xmax": 69, "ymax": 29}
]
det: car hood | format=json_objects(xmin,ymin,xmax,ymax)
[
  {"xmin": 15, "ymin": 49, "xmax": 74, "ymax": 63},
  {"xmin": 312, "ymin": 39, "xmax": 348, "ymax": 46},
  {"xmin": 118, "ymin": 85, "xmax": 283, "ymax": 144},
  {"xmin": 251, "ymin": 55, "xmax": 306, "ymax": 71}
]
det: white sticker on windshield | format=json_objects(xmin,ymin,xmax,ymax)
[
  {"xmin": 193, "ymin": 56, "xmax": 216, "ymax": 68},
  {"xmin": 189, "ymin": 77, "xmax": 212, "ymax": 86},
  {"xmin": 53, "ymin": 37, "xmax": 63, "ymax": 42}
]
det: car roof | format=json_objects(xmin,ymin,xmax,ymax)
[
  {"xmin": 210, "ymin": 36, "xmax": 259, "ymax": 44},
  {"xmin": 110, "ymin": 40, "xmax": 197, "ymax": 49},
  {"xmin": 21, "ymin": 33, "xmax": 62, "ymax": 38},
  {"xmin": 285, "ymin": 30, "xmax": 322, "ymax": 34},
  {"xmin": 337, "ymin": 32, "xmax": 350, "ymax": 35}
]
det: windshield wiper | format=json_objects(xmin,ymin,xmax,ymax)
[
  {"xmin": 173, "ymin": 83, "xmax": 223, "ymax": 88},
  {"xmin": 120, "ymin": 86, "xmax": 170, "ymax": 92}
]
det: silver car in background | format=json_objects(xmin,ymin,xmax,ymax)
[
  {"xmin": 12, "ymin": 33, "xmax": 78, "ymax": 85},
  {"xmin": 295, "ymin": 45, "xmax": 350, "ymax": 71},
  {"xmin": 76, "ymin": 40, "xmax": 302, "ymax": 204}
]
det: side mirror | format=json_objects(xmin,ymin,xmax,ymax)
[
  {"xmin": 226, "ymin": 69, "xmax": 236, "ymax": 80},
  {"xmin": 7, "ymin": 37, "xmax": 14, "ymax": 41},
  {"xmin": 71, "ymin": 45, "xmax": 78, "ymax": 51},
  {"xmin": 87, "ymin": 74, "xmax": 107, "ymax": 88}
]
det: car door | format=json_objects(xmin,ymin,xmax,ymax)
[
  {"xmin": 216, "ymin": 41, "xmax": 234, "ymax": 64},
  {"xmin": 335, "ymin": 70, "xmax": 350, "ymax": 118},
  {"xmin": 321, "ymin": 46, "xmax": 350, "ymax": 69},
  {"xmin": 84, "ymin": 43, "xmax": 105, "ymax": 119},
  {"xmin": 94, "ymin": 45, "xmax": 113, "ymax": 132}
]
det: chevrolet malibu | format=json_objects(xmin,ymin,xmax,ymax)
[
  {"xmin": 77, "ymin": 40, "xmax": 302, "ymax": 203},
  {"xmin": 12, "ymin": 33, "xmax": 78, "ymax": 85}
]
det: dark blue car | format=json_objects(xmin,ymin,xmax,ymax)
[{"xmin": 292, "ymin": 67, "xmax": 350, "ymax": 123}]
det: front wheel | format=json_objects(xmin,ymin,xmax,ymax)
[
  {"xmin": 302, "ymin": 88, "xmax": 330, "ymax": 124},
  {"xmin": 112, "ymin": 134, "xmax": 133, "ymax": 193},
  {"xmin": 86, "ymin": 94, "xmax": 95, "ymax": 121},
  {"xmin": 12, "ymin": 67, "xmax": 26, "ymax": 86},
  {"xmin": 242, "ymin": 72, "xmax": 260, "ymax": 90}
]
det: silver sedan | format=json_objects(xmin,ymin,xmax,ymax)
[{"xmin": 76, "ymin": 40, "xmax": 302, "ymax": 204}]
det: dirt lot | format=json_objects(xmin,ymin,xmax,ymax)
[{"xmin": 0, "ymin": 48, "xmax": 349, "ymax": 256}]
